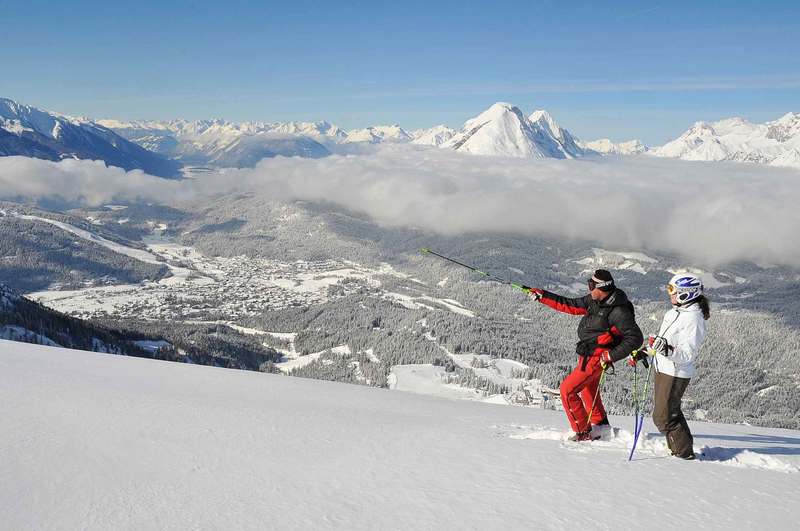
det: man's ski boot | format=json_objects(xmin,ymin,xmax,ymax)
[{"xmin": 567, "ymin": 430, "xmax": 597, "ymax": 442}]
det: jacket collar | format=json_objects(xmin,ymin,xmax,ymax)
[
  {"xmin": 674, "ymin": 302, "xmax": 702, "ymax": 313},
  {"xmin": 598, "ymin": 288, "xmax": 628, "ymax": 307}
]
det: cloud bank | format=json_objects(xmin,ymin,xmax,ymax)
[{"xmin": 2, "ymin": 148, "xmax": 800, "ymax": 267}]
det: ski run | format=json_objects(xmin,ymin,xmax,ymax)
[{"xmin": 2, "ymin": 340, "xmax": 798, "ymax": 530}]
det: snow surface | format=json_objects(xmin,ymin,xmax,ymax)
[
  {"xmin": 2, "ymin": 340, "xmax": 799, "ymax": 530},
  {"xmin": 388, "ymin": 363, "xmax": 485, "ymax": 400}
]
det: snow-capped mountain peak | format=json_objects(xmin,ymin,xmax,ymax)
[
  {"xmin": 767, "ymin": 112, "xmax": 800, "ymax": 142},
  {"xmin": 443, "ymin": 102, "xmax": 586, "ymax": 159},
  {"xmin": 1, "ymin": 97, "xmax": 65, "ymax": 140},
  {"xmin": 528, "ymin": 109, "xmax": 559, "ymax": 136},
  {"xmin": 528, "ymin": 109, "xmax": 587, "ymax": 158},
  {"xmin": 0, "ymin": 97, "xmax": 182, "ymax": 177},
  {"xmin": 654, "ymin": 112, "xmax": 800, "ymax": 169}
]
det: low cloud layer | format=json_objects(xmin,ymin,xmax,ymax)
[{"xmin": 2, "ymin": 148, "xmax": 800, "ymax": 267}]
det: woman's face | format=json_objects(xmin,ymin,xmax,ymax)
[{"xmin": 670, "ymin": 292, "xmax": 678, "ymax": 305}]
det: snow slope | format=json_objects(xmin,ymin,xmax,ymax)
[
  {"xmin": 2, "ymin": 340, "xmax": 799, "ymax": 530},
  {"xmin": 654, "ymin": 113, "xmax": 800, "ymax": 169},
  {"xmin": 528, "ymin": 109, "xmax": 586, "ymax": 158}
]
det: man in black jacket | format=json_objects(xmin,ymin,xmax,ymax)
[{"xmin": 529, "ymin": 269, "xmax": 643, "ymax": 441}]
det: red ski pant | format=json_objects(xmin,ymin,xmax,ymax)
[{"xmin": 560, "ymin": 354, "xmax": 607, "ymax": 433}]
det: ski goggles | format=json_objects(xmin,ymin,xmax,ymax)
[
  {"xmin": 588, "ymin": 277, "xmax": 613, "ymax": 290},
  {"xmin": 666, "ymin": 283, "xmax": 677, "ymax": 295}
]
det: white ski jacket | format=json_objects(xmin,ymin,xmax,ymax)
[{"xmin": 653, "ymin": 303, "xmax": 707, "ymax": 379}]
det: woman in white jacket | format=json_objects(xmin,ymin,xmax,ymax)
[{"xmin": 649, "ymin": 273, "xmax": 710, "ymax": 460}]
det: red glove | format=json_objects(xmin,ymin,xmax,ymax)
[
  {"xmin": 596, "ymin": 331, "xmax": 614, "ymax": 346},
  {"xmin": 599, "ymin": 349, "xmax": 613, "ymax": 368}
]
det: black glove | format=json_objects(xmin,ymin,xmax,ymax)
[
  {"xmin": 650, "ymin": 336, "xmax": 670, "ymax": 357},
  {"xmin": 627, "ymin": 349, "xmax": 650, "ymax": 369}
]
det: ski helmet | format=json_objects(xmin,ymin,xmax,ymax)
[{"xmin": 667, "ymin": 273, "xmax": 703, "ymax": 304}]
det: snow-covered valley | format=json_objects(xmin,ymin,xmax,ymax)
[
  {"xmin": 2, "ymin": 340, "xmax": 798, "ymax": 530},
  {"xmin": 4, "ymin": 197, "xmax": 799, "ymax": 430}
]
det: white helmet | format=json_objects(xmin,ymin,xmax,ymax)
[{"xmin": 667, "ymin": 273, "xmax": 703, "ymax": 304}]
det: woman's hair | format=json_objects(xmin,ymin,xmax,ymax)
[{"xmin": 696, "ymin": 295, "xmax": 711, "ymax": 320}]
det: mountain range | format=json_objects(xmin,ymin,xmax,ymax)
[
  {"xmin": 0, "ymin": 98, "xmax": 181, "ymax": 178},
  {"xmin": 0, "ymin": 98, "xmax": 614, "ymax": 170},
  {"xmin": 580, "ymin": 138, "xmax": 649, "ymax": 155},
  {"xmin": 3, "ymin": 96, "xmax": 799, "ymax": 172},
  {"xmin": 97, "ymin": 118, "xmax": 335, "ymax": 167},
  {"xmin": 653, "ymin": 113, "xmax": 800, "ymax": 169}
]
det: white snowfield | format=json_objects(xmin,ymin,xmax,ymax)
[{"xmin": 2, "ymin": 340, "xmax": 799, "ymax": 531}]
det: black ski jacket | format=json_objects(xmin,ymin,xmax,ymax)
[{"xmin": 537, "ymin": 288, "xmax": 643, "ymax": 363}]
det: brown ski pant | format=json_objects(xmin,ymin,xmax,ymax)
[{"xmin": 653, "ymin": 372, "xmax": 694, "ymax": 458}]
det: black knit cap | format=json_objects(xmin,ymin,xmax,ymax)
[{"xmin": 589, "ymin": 269, "xmax": 615, "ymax": 292}]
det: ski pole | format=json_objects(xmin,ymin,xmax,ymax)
[
  {"xmin": 632, "ymin": 363, "xmax": 639, "ymax": 409},
  {"xmin": 628, "ymin": 352, "xmax": 654, "ymax": 461},
  {"xmin": 585, "ymin": 365, "xmax": 608, "ymax": 432},
  {"xmin": 420, "ymin": 248, "xmax": 529, "ymax": 293},
  {"xmin": 629, "ymin": 363, "xmax": 641, "ymax": 461}
]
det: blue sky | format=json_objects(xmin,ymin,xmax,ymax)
[{"xmin": 1, "ymin": 0, "xmax": 798, "ymax": 144}]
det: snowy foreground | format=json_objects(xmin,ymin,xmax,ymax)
[{"xmin": 2, "ymin": 340, "xmax": 799, "ymax": 530}]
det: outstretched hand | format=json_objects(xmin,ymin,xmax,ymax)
[{"xmin": 523, "ymin": 286, "xmax": 543, "ymax": 300}]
